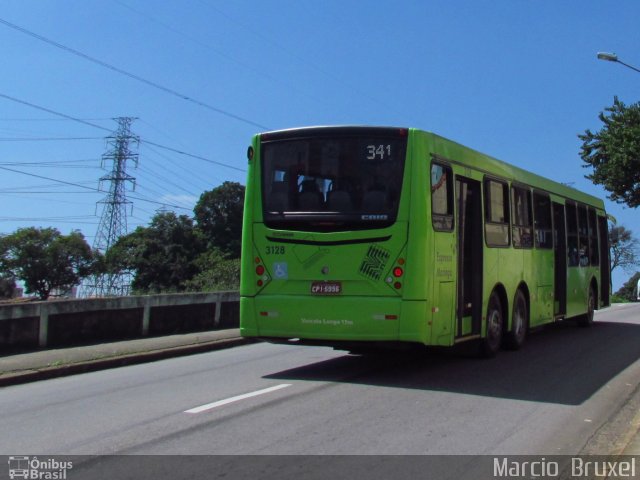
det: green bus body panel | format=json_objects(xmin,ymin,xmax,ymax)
[
  {"xmin": 241, "ymin": 296, "xmax": 429, "ymax": 342},
  {"xmin": 251, "ymin": 223, "xmax": 408, "ymax": 297},
  {"xmin": 240, "ymin": 127, "xmax": 609, "ymax": 348},
  {"xmin": 566, "ymin": 266, "xmax": 599, "ymax": 317}
]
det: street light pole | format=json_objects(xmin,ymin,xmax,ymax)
[{"xmin": 597, "ymin": 52, "xmax": 640, "ymax": 74}]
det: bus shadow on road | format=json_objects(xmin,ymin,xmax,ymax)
[{"xmin": 264, "ymin": 321, "xmax": 640, "ymax": 405}]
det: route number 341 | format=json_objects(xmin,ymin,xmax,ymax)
[{"xmin": 366, "ymin": 144, "xmax": 392, "ymax": 160}]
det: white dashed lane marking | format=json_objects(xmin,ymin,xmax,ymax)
[{"xmin": 184, "ymin": 384, "xmax": 292, "ymax": 414}]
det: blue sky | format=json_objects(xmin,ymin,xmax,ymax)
[{"xmin": 0, "ymin": 0, "xmax": 638, "ymax": 291}]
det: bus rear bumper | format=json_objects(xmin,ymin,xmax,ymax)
[{"xmin": 240, "ymin": 295, "xmax": 429, "ymax": 344}]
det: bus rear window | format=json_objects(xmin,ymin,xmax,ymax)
[{"xmin": 261, "ymin": 129, "xmax": 407, "ymax": 231}]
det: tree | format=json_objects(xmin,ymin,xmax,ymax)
[
  {"xmin": 185, "ymin": 248, "xmax": 240, "ymax": 292},
  {"xmin": 609, "ymin": 225, "xmax": 640, "ymax": 273},
  {"xmin": 0, "ymin": 227, "xmax": 95, "ymax": 300},
  {"xmin": 194, "ymin": 181, "xmax": 245, "ymax": 258},
  {"xmin": 579, "ymin": 97, "xmax": 640, "ymax": 208},
  {"xmin": 107, "ymin": 211, "xmax": 206, "ymax": 293},
  {"xmin": 614, "ymin": 272, "xmax": 640, "ymax": 302}
]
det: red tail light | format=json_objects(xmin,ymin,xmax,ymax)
[{"xmin": 254, "ymin": 256, "xmax": 268, "ymax": 288}]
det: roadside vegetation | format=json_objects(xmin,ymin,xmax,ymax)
[
  {"xmin": 611, "ymin": 272, "xmax": 640, "ymax": 303},
  {"xmin": 0, "ymin": 182, "xmax": 244, "ymax": 299},
  {"xmin": 105, "ymin": 181, "xmax": 244, "ymax": 294}
]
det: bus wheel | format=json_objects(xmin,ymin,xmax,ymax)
[
  {"xmin": 481, "ymin": 292, "xmax": 503, "ymax": 358},
  {"xmin": 578, "ymin": 286, "xmax": 596, "ymax": 327},
  {"xmin": 504, "ymin": 290, "xmax": 527, "ymax": 350}
]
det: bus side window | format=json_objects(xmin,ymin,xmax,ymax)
[
  {"xmin": 577, "ymin": 204, "xmax": 590, "ymax": 267},
  {"xmin": 566, "ymin": 202, "xmax": 579, "ymax": 267},
  {"xmin": 533, "ymin": 191, "xmax": 552, "ymax": 248},
  {"xmin": 588, "ymin": 208, "xmax": 599, "ymax": 266},
  {"xmin": 431, "ymin": 163, "xmax": 453, "ymax": 231},
  {"xmin": 511, "ymin": 185, "xmax": 533, "ymax": 248},
  {"xmin": 484, "ymin": 178, "xmax": 510, "ymax": 247}
]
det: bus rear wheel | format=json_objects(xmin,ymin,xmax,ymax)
[
  {"xmin": 504, "ymin": 289, "xmax": 528, "ymax": 350},
  {"xmin": 481, "ymin": 292, "xmax": 503, "ymax": 358},
  {"xmin": 578, "ymin": 286, "xmax": 596, "ymax": 327}
]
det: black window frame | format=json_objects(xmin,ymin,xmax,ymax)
[
  {"xmin": 259, "ymin": 126, "xmax": 408, "ymax": 233},
  {"xmin": 430, "ymin": 161, "xmax": 454, "ymax": 232},
  {"xmin": 588, "ymin": 207, "xmax": 599, "ymax": 266},
  {"xmin": 511, "ymin": 183, "xmax": 533, "ymax": 249},
  {"xmin": 532, "ymin": 190, "xmax": 553, "ymax": 249},
  {"xmin": 484, "ymin": 177, "xmax": 510, "ymax": 248},
  {"xmin": 566, "ymin": 201, "xmax": 579, "ymax": 267},
  {"xmin": 577, "ymin": 204, "xmax": 590, "ymax": 267}
]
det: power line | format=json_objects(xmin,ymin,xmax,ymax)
[
  {"xmin": 0, "ymin": 137, "xmax": 103, "ymax": 141},
  {"xmin": 0, "ymin": 215, "xmax": 96, "ymax": 220},
  {"xmin": 142, "ymin": 144, "xmax": 218, "ymax": 190},
  {"xmin": 0, "ymin": 165, "xmax": 101, "ymax": 191},
  {"xmin": 134, "ymin": 181, "xmax": 187, "ymax": 206},
  {"xmin": 0, "ymin": 163, "xmax": 100, "ymax": 169},
  {"xmin": 0, "ymin": 217, "xmax": 99, "ymax": 224},
  {"xmin": 142, "ymin": 140, "xmax": 247, "ymax": 173},
  {"xmin": 0, "ymin": 91, "xmax": 248, "ymax": 174},
  {"xmin": 0, "ymin": 92, "xmax": 112, "ymax": 133},
  {"xmin": 198, "ymin": 1, "xmax": 410, "ymax": 121},
  {"xmin": 0, "ymin": 193, "xmax": 95, "ymax": 207},
  {"xmin": 136, "ymin": 164, "xmax": 199, "ymax": 198},
  {"xmin": 137, "ymin": 150, "xmax": 212, "ymax": 193},
  {"xmin": 0, "ymin": 158, "xmax": 99, "ymax": 166},
  {"xmin": 0, "ymin": 117, "xmax": 113, "ymax": 121},
  {"xmin": 113, "ymin": 0, "xmax": 328, "ymax": 109},
  {"xmin": 0, "ymin": 17, "xmax": 270, "ymax": 130},
  {"xmin": 127, "ymin": 194, "xmax": 191, "ymax": 210},
  {"xmin": 0, "ymin": 191, "xmax": 95, "ymax": 194},
  {"xmin": 0, "ymin": 164, "xmax": 189, "ymax": 210},
  {"xmin": 0, "ymin": 181, "xmax": 97, "ymax": 192}
]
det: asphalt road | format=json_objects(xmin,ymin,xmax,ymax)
[{"xmin": 1, "ymin": 304, "xmax": 639, "ymax": 464}]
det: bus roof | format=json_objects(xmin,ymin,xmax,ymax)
[
  {"xmin": 423, "ymin": 129, "xmax": 605, "ymax": 209},
  {"xmin": 254, "ymin": 125, "xmax": 605, "ymax": 210}
]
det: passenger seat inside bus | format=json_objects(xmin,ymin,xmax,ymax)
[
  {"xmin": 268, "ymin": 181, "xmax": 289, "ymax": 212},
  {"xmin": 327, "ymin": 181, "xmax": 353, "ymax": 211},
  {"xmin": 362, "ymin": 188, "xmax": 387, "ymax": 211},
  {"xmin": 298, "ymin": 179, "xmax": 324, "ymax": 210}
]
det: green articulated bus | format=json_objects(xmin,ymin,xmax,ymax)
[{"xmin": 240, "ymin": 126, "xmax": 611, "ymax": 356}]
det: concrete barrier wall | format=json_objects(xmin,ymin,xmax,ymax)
[{"xmin": 0, "ymin": 291, "xmax": 239, "ymax": 349}]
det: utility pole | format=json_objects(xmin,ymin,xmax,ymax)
[{"xmin": 81, "ymin": 117, "xmax": 138, "ymax": 297}]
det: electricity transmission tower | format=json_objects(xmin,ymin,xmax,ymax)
[{"xmin": 81, "ymin": 117, "xmax": 139, "ymax": 297}]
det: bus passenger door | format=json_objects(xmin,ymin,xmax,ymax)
[
  {"xmin": 552, "ymin": 202, "xmax": 567, "ymax": 316},
  {"xmin": 455, "ymin": 177, "xmax": 483, "ymax": 338}
]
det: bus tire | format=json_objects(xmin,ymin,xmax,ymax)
[
  {"xmin": 481, "ymin": 292, "xmax": 503, "ymax": 358},
  {"xmin": 578, "ymin": 285, "xmax": 596, "ymax": 327},
  {"xmin": 504, "ymin": 289, "xmax": 527, "ymax": 350}
]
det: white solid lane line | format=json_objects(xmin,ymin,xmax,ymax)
[{"xmin": 184, "ymin": 384, "xmax": 292, "ymax": 414}]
